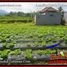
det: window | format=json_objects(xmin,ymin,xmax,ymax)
[{"xmin": 50, "ymin": 14, "xmax": 54, "ymax": 16}]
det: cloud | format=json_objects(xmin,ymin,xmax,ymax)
[{"xmin": 0, "ymin": 2, "xmax": 67, "ymax": 13}]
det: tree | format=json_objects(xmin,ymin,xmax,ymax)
[
  {"xmin": 58, "ymin": 6, "xmax": 65, "ymax": 25},
  {"xmin": 8, "ymin": 12, "xmax": 25, "ymax": 17},
  {"xmin": 17, "ymin": 12, "xmax": 24, "ymax": 16},
  {"xmin": 8, "ymin": 12, "xmax": 17, "ymax": 16}
]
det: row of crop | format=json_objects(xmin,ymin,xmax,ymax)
[
  {"xmin": 0, "ymin": 49, "xmax": 56, "ymax": 61},
  {"xmin": 0, "ymin": 39, "xmax": 66, "ymax": 49},
  {"xmin": 0, "ymin": 23, "xmax": 67, "ymax": 37},
  {"xmin": 0, "ymin": 19, "xmax": 33, "ymax": 23}
]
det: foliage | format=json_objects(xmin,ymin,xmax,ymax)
[
  {"xmin": 0, "ymin": 16, "xmax": 33, "ymax": 23},
  {"xmin": 0, "ymin": 23, "xmax": 66, "ymax": 62},
  {"xmin": 0, "ymin": 49, "xmax": 10, "ymax": 59},
  {"xmin": 2, "ymin": 42, "xmax": 7, "ymax": 48},
  {"xmin": 9, "ymin": 49, "xmax": 21, "ymax": 55},
  {"xmin": 9, "ymin": 42, "xmax": 15, "ymax": 48},
  {"xmin": 58, "ymin": 6, "xmax": 65, "ymax": 25},
  {"xmin": 24, "ymin": 49, "xmax": 32, "ymax": 59}
]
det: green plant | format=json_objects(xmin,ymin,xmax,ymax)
[
  {"xmin": 34, "ymin": 41, "xmax": 38, "ymax": 46},
  {"xmin": 9, "ymin": 42, "xmax": 15, "ymax": 48},
  {"xmin": 1, "ymin": 49, "xmax": 10, "ymax": 59},
  {"xmin": 24, "ymin": 49, "xmax": 32, "ymax": 59},
  {"xmin": 14, "ymin": 49, "xmax": 21, "ymax": 55},
  {"xmin": 2, "ymin": 42, "xmax": 7, "ymax": 48},
  {"xmin": 42, "ymin": 41, "xmax": 46, "ymax": 46},
  {"xmin": 9, "ymin": 49, "xmax": 21, "ymax": 55}
]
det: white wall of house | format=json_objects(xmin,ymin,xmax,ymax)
[{"xmin": 35, "ymin": 12, "xmax": 61, "ymax": 25}]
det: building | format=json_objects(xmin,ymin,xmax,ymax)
[{"xmin": 35, "ymin": 7, "xmax": 62, "ymax": 25}]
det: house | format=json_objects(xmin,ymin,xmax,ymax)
[{"xmin": 34, "ymin": 7, "xmax": 62, "ymax": 25}]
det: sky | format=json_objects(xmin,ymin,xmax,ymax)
[{"xmin": 0, "ymin": 2, "xmax": 67, "ymax": 13}]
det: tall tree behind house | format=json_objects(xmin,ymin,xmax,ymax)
[{"xmin": 58, "ymin": 6, "xmax": 65, "ymax": 25}]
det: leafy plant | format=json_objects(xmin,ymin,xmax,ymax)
[
  {"xmin": 1, "ymin": 49, "xmax": 10, "ymax": 59},
  {"xmin": 42, "ymin": 41, "xmax": 46, "ymax": 46},
  {"xmin": 2, "ymin": 42, "xmax": 7, "ymax": 48},
  {"xmin": 34, "ymin": 41, "xmax": 38, "ymax": 46},
  {"xmin": 24, "ymin": 49, "xmax": 32, "ymax": 59},
  {"xmin": 9, "ymin": 42, "xmax": 15, "ymax": 48},
  {"xmin": 14, "ymin": 49, "xmax": 21, "ymax": 55},
  {"xmin": 9, "ymin": 49, "xmax": 21, "ymax": 55}
]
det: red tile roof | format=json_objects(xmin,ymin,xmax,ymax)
[{"xmin": 40, "ymin": 7, "xmax": 58, "ymax": 13}]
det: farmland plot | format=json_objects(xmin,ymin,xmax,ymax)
[{"xmin": 0, "ymin": 23, "xmax": 67, "ymax": 65}]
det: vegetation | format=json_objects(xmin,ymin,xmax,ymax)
[
  {"xmin": 0, "ymin": 14, "xmax": 66, "ymax": 64},
  {"xmin": 0, "ymin": 16, "xmax": 33, "ymax": 23},
  {"xmin": 58, "ymin": 6, "xmax": 65, "ymax": 25},
  {"xmin": 0, "ymin": 23, "xmax": 66, "ymax": 54}
]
